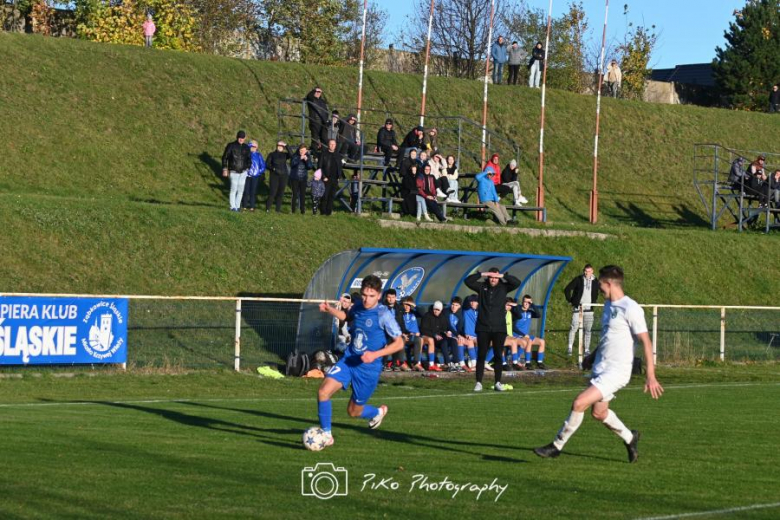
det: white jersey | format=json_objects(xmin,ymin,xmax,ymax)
[{"xmin": 592, "ymin": 295, "xmax": 647, "ymax": 378}]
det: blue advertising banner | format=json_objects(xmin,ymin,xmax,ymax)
[{"xmin": 0, "ymin": 297, "xmax": 128, "ymax": 365}]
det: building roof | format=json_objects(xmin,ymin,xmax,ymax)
[{"xmin": 650, "ymin": 63, "xmax": 715, "ymax": 87}]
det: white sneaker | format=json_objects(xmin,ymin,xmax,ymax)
[
  {"xmin": 469, "ymin": 360, "xmax": 476, "ymax": 369},
  {"xmin": 494, "ymin": 382, "xmax": 506, "ymax": 392},
  {"xmin": 514, "ymin": 200, "xmax": 525, "ymax": 207},
  {"xmin": 424, "ymin": 214, "xmax": 433, "ymax": 222},
  {"xmin": 474, "ymin": 382, "xmax": 483, "ymax": 392},
  {"xmin": 518, "ymin": 195, "xmax": 529, "ymax": 204},
  {"xmin": 369, "ymin": 405, "xmax": 388, "ymax": 429},
  {"xmin": 416, "ymin": 216, "xmax": 421, "ymax": 222},
  {"xmin": 567, "ymin": 348, "xmax": 573, "ymax": 357},
  {"xmin": 584, "ymin": 350, "xmax": 590, "ymax": 357},
  {"xmin": 484, "ymin": 364, "xmax": 494, "ymax": 372},
  {"xmin": 436, "ymin": 189, "xmax": 448, "ymax": 199}
]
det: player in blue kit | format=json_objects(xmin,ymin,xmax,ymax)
[
  {"xmin": 511, "ymin": 295, "xmax": 546, "ymax": 370},
  {"xmin": 315, "ymin": 275, "xmax": 404, "ymax": 448}
]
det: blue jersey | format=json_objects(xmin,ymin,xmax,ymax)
[
  {"xmin": 447, "ymin": 310, "xmax": 460, "ymax": 335},
  {"xmin": 463, "ymin": 308, "xmax": 478, "ymax": 337},
  {"xmin": 402, "ymin": 311, "xmax": 420, "ymax": 334},
  {"xmin": 512, "ymin": 305, "xmax": 540, "ymax": 337},
  {"xmin": 346, "ymin": 303, "xmax": 402, "ymax": 361}
]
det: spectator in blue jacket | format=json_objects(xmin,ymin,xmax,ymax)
[
  {"xmin": 476, "ymin": 169, "xmax": 510, "ymax": 226},
  {"xmin": 289, "ymin": 145, "xmax": 314, "ymax": 214},
  {"xmin": 242, "ymin": 140, "xmax": 266, "ymax": 212},
  {"xmin": 491, "ymin": 36, "xmax": 508, "ymax": 85}
]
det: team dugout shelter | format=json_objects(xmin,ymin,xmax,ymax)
[{"xmin": 296, "ymin": 248, "xmax": 571, "ymax": 353}]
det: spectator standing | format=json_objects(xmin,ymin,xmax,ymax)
[
  {"xmin": 465, "ymin": 268, "xmax": 522, "ymax": 392},
  {"xmin": 606, "ymin": 60, "xmax": 622, "ymax": 98},
  {"xmin": 564, "ymin": 264, "xmax": 599, "ymax": 357},
  {"xmin": 769, "ymin": 84, "xmax": 780, "ymax": 113},
  {"xmin": 528, "ymin": 42, "xmax": 545, "ymax": 88},
  {"xmin": 318, "ymin": 139, "xmax": 344, "ymax": 216},
  {"xmin": 221, "ymin": 130, "xmax": 251, "ymax": 212},
  {"xmin": 376, "ymin": 119, "xmax": 399, "ymax": 166},
  {"xmin": 143, "ymin": 14, "xmax": 155, "ymax": 48},
  {"xmin": 475, "ymin": 168, "xmax": 510, "ymax": 226},
  {"xmin": 501, "ymin": 159, "xmax": 529, "ymax": 205},
  {"xmin": 490, "ymin": 35, "xmax": 508, "ymax": 85},
  {"xmin": 340, "ymin": 114, "xmax": 361, "ymax": 161},
  {"xmin": 507, "ymin": 41, "xmax": 526, "ymax": 85},
  {"xmin": 310, "ymin": 169, "xmax": 326, "ymax": 215},
  {"xmin": 289, "ymin": 145, "xmax": 314, "ymax": 214},
  {"xmin": 265, "ymin": 140, "xmax": 291, "ymax": 213},
  {"xmin": 242, "ymin": 140, "xmax": 266, "ymax": 212},
  {"xmin": 304, "ymin": 87, "xmax": 329, "ymax": 151}
]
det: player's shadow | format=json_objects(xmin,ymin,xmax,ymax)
[{"xmin": 182, "ymin": 401, "xmax": 528, "ymax": 462}]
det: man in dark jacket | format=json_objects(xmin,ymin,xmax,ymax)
[
  {"xmin": 398, "ymin": 126, "xmax": 424, "ymax": 163},
  {"xmin": 304, "ymin": 87, "xmax": 329, "ymax": 151},
  {"xmin": 318, "ymin": 139, "xmax": 343, "ymax": 216},
  {"xmin": 769, "ymin": 84, "xmax": 779, "ymax": 113},
  {"xmin": 339, "ymin": 114, "xmax": 361, "ymax": 161},
  {"xmin": 419, "ymin": 301, "xmax": 451, "ymax": 372},
  {"xmin": 265, "ymin": 140, "xmax": 292, "ymax": 213},
  {"xmin": 564, "ymin": 264, "xmax": 599, "ymax": 357},
  {"xmin": 289, "ymin": 145, "xmax": 314, "ymax": 214},
  {"xmin": 376, "ymin": 119, "xmax": 399, "ymax": 166},
  {"xmin": 465, "ymin": 268, "xmax": 522, "ymax": 391},
  {"xmin": 222, "ymin": 130, "xmax": 251, "ymax": 212}
]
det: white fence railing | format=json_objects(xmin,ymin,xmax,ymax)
[{"xmin": 2, "ymin": 293, "xmax": 779, "ymax": 370}]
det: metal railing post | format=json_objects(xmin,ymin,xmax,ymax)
[
  {"xmin": 234, "ymin": 299, "xmax": 242, "ymax": 372},
  {"xmin": 720, "ymin": 307, "xmax": 726, "ymax": 361},
  {"xmin": 652, "ymin": 305, "xmax": 658, "ymax": 366},
  {"xmin": 300, "ymin": 100, "xmax": 307, "ymax": 145},
  {"xmin": 711, "ymin": 146, "xmax": 718, "ymax": 230}
]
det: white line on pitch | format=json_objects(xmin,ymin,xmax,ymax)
[
  {"xmin": 0, "ymin": 381, "xmax": 777, "ymax": 409},
  {"xmin": 634, "ymin": 501, "xmax": 780, "ymax": 520}
]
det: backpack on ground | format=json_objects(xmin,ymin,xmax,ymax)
[{"xmin": 285, "ymin": 349, "xmax": 310, "ymax": 377}]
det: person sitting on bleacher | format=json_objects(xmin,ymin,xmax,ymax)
[
  {"xmin": 728, "ymin": 156, "xmax": 748, "ymax": 191},
  {"xmin": 339, "ymin": 114, "xmax": 361, "ymax": 162},
  {"xmin": 399, "ymin": 148, "xmax": 419, "ymax": 177},
  {"xmin": 377, "ymin": 119, "xmax": 399, "ymax": 166},
  {"xmin": 486, "ymin": 153, "xmax": 512, "ymax": 201},
  {"xmin": 401, "ymin": 163, "xmax": 420, "ymax": 217},
  {"xmin": 444, "ymin": 155, "xmax": 460, "ymax": 203},
  {"xmin": 501, "ymin": 159, "xmax": 529, "ymax": 206},
  {"xmin": 771, "ymin": 170, "xmax": 780, "ymax": 220},
  {"xmin": 399, "ymin": 126, "xmax": 425, "ymax": 164},
  {"xmin": 416, "ymin": 163, "xmax": 447, "ymax": 222},
  {"xmin": 418, "ymin": 150, "xmax": 429, "ymax": 170},
  {"xmin": 475, "ymin": 167, "xmax": 510, "ymax": 226},
  {"xmin": 746, "ymin": 155, "xmax": 769, "ymax": 207},
  {"xmin": 429, "ymin": 153, "xmax": 450, "ymax": 199},
  {"xmin": 424, "ymin": 127, "xmax": 440, "ymax": 156}
]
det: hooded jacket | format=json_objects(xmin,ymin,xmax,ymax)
[
  {"xmin": 465, "ymin": 272, "xmax": 522, "ymax": 333},
  {"xmin": 475, "ymin": 171, "xmax": 500, "ymax": 203}
]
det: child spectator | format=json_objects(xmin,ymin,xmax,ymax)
[
  {"xmin": 310, "ymin": 169, "xmax": 326, "ymax": 215},
  {"xmin": 143, "ymin": 14, "xmax": 155, "ymax": 48},
  {"xmin": 242, "ymin": 140, "xmax": 266, "ymax": 212}
]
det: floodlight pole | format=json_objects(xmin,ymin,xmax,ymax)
[
  {"xmin": 420, "ymin": 0, "xmax": 436, "ymax": 127},
  {"xmin": 537, "ymin": 0, "xmax": 552, "ymax": 222},
  {"xmin": 590, "ymin": 0, "xmax": 609, "ymax": 224},
  {"xmin": 356, "ymin": 0, "xmax": 368, "ymax": 127},
  {"xmin": 481, "ymin": 0, "xmax": 495, "ymax": 168}
]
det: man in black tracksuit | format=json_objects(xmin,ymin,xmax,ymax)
[{"xmin": 465, "ymin": 267, "xmax": 521, "ymax": 391}]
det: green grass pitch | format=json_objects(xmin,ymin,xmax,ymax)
[{"xmin": 1, "ymin": 366, "xmax": 779, "ymax": 519}]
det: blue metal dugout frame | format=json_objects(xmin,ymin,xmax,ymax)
[{"xmin": 296, "ymin": 248, "xmax": 571, "ymax": 353}]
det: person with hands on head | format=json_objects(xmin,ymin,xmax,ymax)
[
  {"xmin": 465, "ymin": 267, "xmax": 522, "ymax": 392},
  {"xmin": 314, "ymin": 275, "xmax": 405, "ymax": 449}
]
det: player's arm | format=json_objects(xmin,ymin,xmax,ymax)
[
  {"xmin": 319, "ymin": 301, "xmax": 346, "ymax": 322},
  {"xmin": 502, "ymin": 273, "xmax": 522, "ymax": 291},
  {"xmin": 638, "ymin": 331, "xmax": 664, "ymax": 399},
  {"xmin": 464, "ymin": 272, "xmax": 482, "ymax": 291}
]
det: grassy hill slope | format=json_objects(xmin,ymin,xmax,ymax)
[{"xmin": 0, "ymin": 33, "xmax": 778, "ymax": 316}]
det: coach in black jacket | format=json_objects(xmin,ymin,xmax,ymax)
[
  {"xmin": 563, "ymin": 264, "xmax": 599, "ymax": 356},
  {"xmin": 465, "ymin": 268, "xmax": 521, "ymax": 390}
]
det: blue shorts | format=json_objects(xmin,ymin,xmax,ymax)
[
  {"xmin": 326, "ymin": 355, "xmax": 382, "ymax": 405},
  {"xmin": 513, "ymin": 334, "xmax": 536, "ymax": 341}
]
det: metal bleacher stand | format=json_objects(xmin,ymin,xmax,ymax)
[
  {"xmin": 693, "ymin": 143, "xmax": 779, "ymax": 233},
  {"xmin": 277, "ymin": 98, "xmax": 546, "ymax": 222}
]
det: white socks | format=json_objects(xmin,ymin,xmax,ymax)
[
  {"xmin": 553, "ymin": 410, "xmax": 584, "ymax": 450},
  {"xmin": 602, "ymin": 409, "xmax": 634, "ymax": 443}
]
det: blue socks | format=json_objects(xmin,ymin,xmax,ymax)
[
  {"xmin": 318, "ymin": 400, "xmax": 332, "ymax": 432},
  {"xmin": 467, "ymin": 347, "xmax": 476, "ymax": 362},
  {"xmin": 428, "ymin": 352, "xmax": 436, "ymax": 365},
  {"xmin": 525, "ymin": 351, "xmax": 532, "ymax": 364},
  {"xmin": 457, "ymin": 345, "xmax": 465, "ymax": 363},
  {"xmin": 360, "ymin": 404, "xmax": 379, "ymax": 420}
]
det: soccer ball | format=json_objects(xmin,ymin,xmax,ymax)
[{"xmin": 303, "ymin": 426, "xmax": 330, "ymax": 452}]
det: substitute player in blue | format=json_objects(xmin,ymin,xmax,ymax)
[
  {"xmin": 316, "ymin": 275, "xmax": 404, "ymax": 448},
  {"xmin": 511, "ymin": 295, "xmax": 547, "ymax": 370}
]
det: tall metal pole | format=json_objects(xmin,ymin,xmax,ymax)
[
  {"xmin": 536, "ymin": 0, "xmax": 553, "ymax": 222},
  {"xmin": 420, "ymin": 0, "xmax": 436, "ymax": 127},
  {"xmin": 481, "ymin": 0, "xmax": 495, "ymax": 169},
  {"xmin": 590, "ymin": 0, "xmax": 609, "ymax": 224},
  {"xmin": 356, "ymin": 0, "xmax": 368, "ymax": 127}
]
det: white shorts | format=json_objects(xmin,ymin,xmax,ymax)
[{"xmin": 590, "ymin": 371, "xmax": 631, "ymax": 402}]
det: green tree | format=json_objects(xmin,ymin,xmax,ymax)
[
  {"xmin": 713, "ymin": 0, "xmax": 780, "ymax": 110},
  {"xmin": 618, "ymin": 22, "xmax": 657, "ymax": 100}
]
